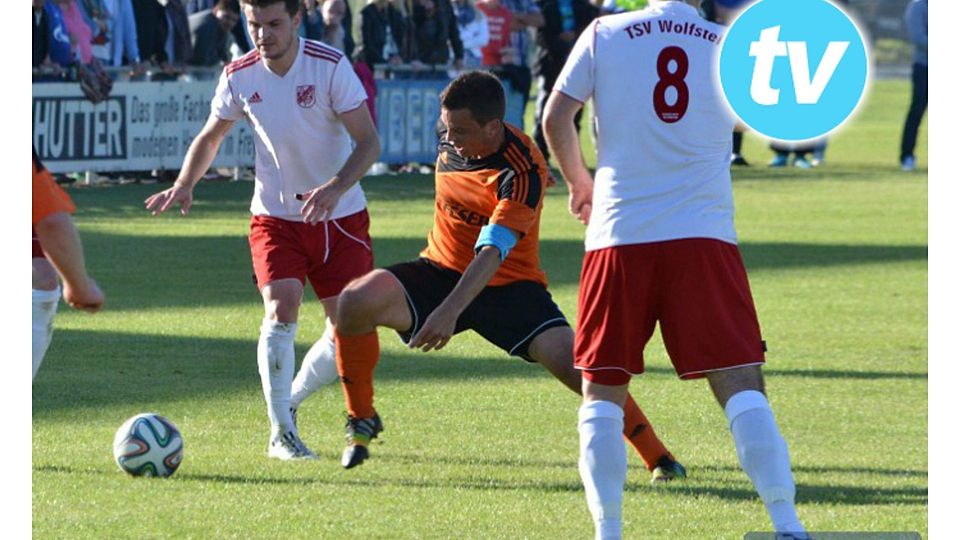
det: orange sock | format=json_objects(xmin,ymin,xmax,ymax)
[
  {"xmin": 622, "ymin": 394, "xmax": 673, "ymax": 471},
  {"xmin": 335, "ymin": 330, "xmax": 380, "ymax": 419}
]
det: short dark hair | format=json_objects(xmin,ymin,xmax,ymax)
[
  {"xmin": 439, "ymin": 71, "xmax": 505, "ymax": 125},
  {"xmin": 216, "ymin": 0, "xmax": 240, "ymax": 14},
  {"xmin": 240, "ymin": 0, "xmax": 299, "ymax": 17}
]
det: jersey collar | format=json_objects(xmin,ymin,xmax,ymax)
[{"xmin": 649, "ymin": 0, "xmax": 699, "ymax": 17}]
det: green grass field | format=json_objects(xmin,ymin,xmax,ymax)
[{"xmin": 33, "ymin": 79, "xmax": 927, "ymax": 539}]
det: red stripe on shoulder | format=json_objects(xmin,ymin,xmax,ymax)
[
  {"xmin": 304, "ymin": 41, "xmax": 343, "ymax": 59},
  {"xmin": 226, "ymin": 51, "xmax": 261, "ymax": 75},
  {"xmin": 304, "ymin": 51, "xmax": 341, "ymax": 64}
]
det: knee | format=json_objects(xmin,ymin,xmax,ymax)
[
  {"xmin": 336, "ymin": 274, "xmax": 381, "ymax": 329},
  {"xmin": 266, "ymin": 300, "xmax": 299, "ymax": 322},
  {"xmin": 263, "ymin": 290, "xmax": 301, "ymax": 322}
]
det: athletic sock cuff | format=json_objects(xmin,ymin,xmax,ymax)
[
  {"xmin": 579, "ymin": 400, "xmax": 624, "ymax": 424},
  {"xmin": 321, "ymin": 317, "xmax": 335, "ymax": 341},
  {"xmin": 32, "ymin": 287, "xmax": 61, "ymax": 302},
  {"xmin": 724, "ymin": 390, "xmax": 770, "ymax": 426},
  {"xmin": 261, "ymin": 318, "xmax": 297, "ymax": 336}
]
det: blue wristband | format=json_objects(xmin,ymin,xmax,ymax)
[{"xmin": 474, "ymin": 224, "xmax": 518, "ymax": 261}]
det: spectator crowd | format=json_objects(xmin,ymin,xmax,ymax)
[
  {"xmin": 32, "ymin": 0, "xmax": 925, "ymax": 171},
  {"xmin": 33, "ymin": 0, "xmax": 614, "ymax": 132}
]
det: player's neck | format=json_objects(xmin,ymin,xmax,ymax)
[
  {"xmin": 263, "ymin": 38, "xmax": 300, "ymax": 77},
  {"xmin": 478, "ymin": 123, "xmax": 507, "ymax": 160}
]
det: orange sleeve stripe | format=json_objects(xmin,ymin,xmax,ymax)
[
  {"xmin": 515, "ymin": 171, "xmax": 527, "ymax": 203},
  {"xmin": 503, "ymin": 146, "xmax": 524, "ymax": 175},
  {"xmin": 507, "ymin": 144, "xmax": 537, "ymax": 204},
  {"xmin": 505, "ymin": 145, "xmax": 527, "ymax": 172},
  {"xmin": 518, "ymin": 170, "xmax": 529, "ymax": 204}
]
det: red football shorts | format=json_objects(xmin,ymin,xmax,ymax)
[
  {"xmin": 575, "ymin": 238, "xmax": 765, "ymax": 384},
  {"xmin": 32, "ymin": 227, "xmax": 45, "ymax": 259},
  {"xmin": 249, "ymin": 210, "xmax": 374, "ymax": 300}
]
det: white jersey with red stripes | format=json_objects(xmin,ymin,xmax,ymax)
[
  {"xmin": 212, "ymin": 38, "xmax": 369, "ymax": 221},
  {"xmin": 555, "ymin": 1, "xmax": 738, "ymax": 251}
]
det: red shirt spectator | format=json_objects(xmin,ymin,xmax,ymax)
[
  {"xmin": 477, "ymin": 0, "xmax": 512, "ymax": 66},
  {"xmin": 353, "ymin": 59, "xmax": 378, "ymax": 125}
]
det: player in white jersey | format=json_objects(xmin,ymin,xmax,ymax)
[
  {"xmin": 542, "ymin": 1, "xmax": 807, "ymax": 538},
  {"xmin": 145, "ymin": 0, "xmax": 381, "ymax": 461}
]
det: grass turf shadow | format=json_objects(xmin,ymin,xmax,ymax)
[
  {"xmin": 76, "ymin": 226, "xmax": 926, "ymax": 312},
  {"xmin": 34, "ymin": 464, "xmax": 927, "ymax": 506},
  {"xmin": 33, "ymin": 329, "xmax": 552, "ymax": 414}
]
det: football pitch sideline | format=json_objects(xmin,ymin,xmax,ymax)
[{"xmin": 33, "ymin": 79, "xmax": 926, "ymax": 539}]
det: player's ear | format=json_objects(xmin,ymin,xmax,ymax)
[{"xmin": 484, "ymin": 118, "xmax": 502, "ymax": 138}]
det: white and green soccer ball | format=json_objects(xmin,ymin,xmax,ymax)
[{"xmin": 113, "ymin": 413, "xmax": 184, "ymax": 478}]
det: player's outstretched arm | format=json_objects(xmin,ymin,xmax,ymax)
[
  {"xmin": 301, "ymin": 104, "xmax": 381, "ymax": 224},
  {"xmin": 408, "ymin": 244, "xmax": 509, "ymax": 352},
  {"xmin": 144, "ymin": 115, "xmax": 235, "ymax": 216},
  {"xmin": 543, "ymin": 91, "xmax": 593, "ymax": 225},
  {"xmin": 34, "ymin": 211, "xmax": 104, "ymax": 313}
]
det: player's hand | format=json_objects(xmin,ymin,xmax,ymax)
[
  {"xmin": 568, "ymin": 181, "xmax": 593, "ymax": 225},
  {"xmin": 63, "ymin": 277, "xmax": 104, "ymax": 313},
  {"xmin": 299, "ymin": 179, "xmax": 345, "ymax": 225},
  {"xmin": 408, "ymin": 305, "xmax": 458, "ymax": 352},
  {"xmin": 145, "ymin": 182, "xmax": 194, "ymax": 216}
]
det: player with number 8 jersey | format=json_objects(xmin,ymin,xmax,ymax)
[
  {"xmin": 558, "ymin": 3, "xmax": 737, "ymax": 251},
  {"xmin": 544, "ymin": 1, "xmax": 807, "ymax": 538}
]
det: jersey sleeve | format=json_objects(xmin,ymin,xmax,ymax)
[
  {"xmin": 32, "ymin": 154, "xmax": 76, "ymax": 225},
  {"xmin": 210, "ymin": 68, "xmax": 244, "ymax": 121},
  {"xmin": 554, "ymin": 18, "xmax": 598, "ymax": 103},
  {"xmin": 490, "ymin": 165, "xmax": 543, "ymax": 236},
  {"xmin": 330, "ymin": 57, "xmax": 368, "ymax": 115}
]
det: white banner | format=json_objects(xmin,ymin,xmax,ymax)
[{"xmin": 32, "ymin": 80, "xmax": 256, "ymax": 173}]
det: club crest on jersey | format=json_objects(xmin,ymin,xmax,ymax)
[{"xmin": 296, "ymin": 85, "xmax": 316, "ymax": 108}]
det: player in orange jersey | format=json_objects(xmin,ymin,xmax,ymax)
[
  {"xmin": 325, "ymin": 71, "xmax": 685, "ymax": 482},
  {"xmin": 32, "ymin": 149, "xmax": 104, "ymax": 380}
]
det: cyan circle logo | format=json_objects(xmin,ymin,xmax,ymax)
[{"xmin": 718, "ymin": 0, "xmax": 869, "ymax": 142}]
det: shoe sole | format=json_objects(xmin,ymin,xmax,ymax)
[
  {"xmin": 267, "ymin": 451, "xmax": 319, "ymax": 461},
  {"xmin": 341, "ymin": 444, "xmax": 369, "ymax": 469}
]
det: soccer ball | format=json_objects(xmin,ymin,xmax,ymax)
[{"xmin": 113, "ymin": 413, "xmax": 184, "ymax": 477}]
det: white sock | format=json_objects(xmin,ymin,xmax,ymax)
[
  {"xmin": 725, "ymin": 390, "xmax": 805, "ymax": 534},
  {"xmin": 257, "ymin": 318, "xmax": 298, "ymax": 439},
  {"xmin": 32, "ymin": 287, "xmax": 61, "ymax": 381},
  {"xmin": 291, "ymin": 319, "xmax": 339, "ymax": 409},
  {"xmin": 578, "ymin": 400, "xmax": 626, "ymax": 540}
]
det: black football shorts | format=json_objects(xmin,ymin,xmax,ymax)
[{"xmin": 386, "ymin": 258, "xmax": 569, "ymax": 361}]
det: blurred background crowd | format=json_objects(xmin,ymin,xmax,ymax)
[{"xmin": 32, "ymin": 0, "xmax": 926, "ymax": 175}]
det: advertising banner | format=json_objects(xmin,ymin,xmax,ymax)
[{"xmin": 32, "ymin": 81, "xmax": 255, "ymax": 173}]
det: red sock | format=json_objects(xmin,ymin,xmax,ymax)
[
  {"xmin": 622, "ymin": 394, "xmax": 673, "ymax": 471},
  {"xmin": 335, "ymin": 330, "xmax": 379, "ymax": 419}
]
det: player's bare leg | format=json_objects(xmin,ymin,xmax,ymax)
[
  {"xmin": 335, "ymin": 270, "xmax": 412, "ymax": 468},
  {"xmin": 258, "ymin": 278, "xmax": 316, "ymax": 460},
  {"xmin": 579, "ymin": 378, "xmax": 630, "ymax": 540},
  {"xmin": 706, "ymin": 365, "xmax": 805, "ymax": 536},
  {"xmin": 32, "ymin": 258, "xmax": 61, "ymax": 380},
  {"xmin": 527, "ymin": 327, "xmax": 684, "ymax": 480}
]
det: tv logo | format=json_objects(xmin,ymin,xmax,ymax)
[
  {"xmin": 718, "ymin": 0, "xmax": 868, "ymax": 142},
  {"xmin": 750, "ymin": 26, "xmax": 849, "ymax": 105}
]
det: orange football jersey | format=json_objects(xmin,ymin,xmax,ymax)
[
  {"xmin": 421, "ymin": 123, "xmax": 549, "ymax": 287},
  {"xmin": 32, "ymin": 149, "xmax": 75, "ymax": 225}
]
